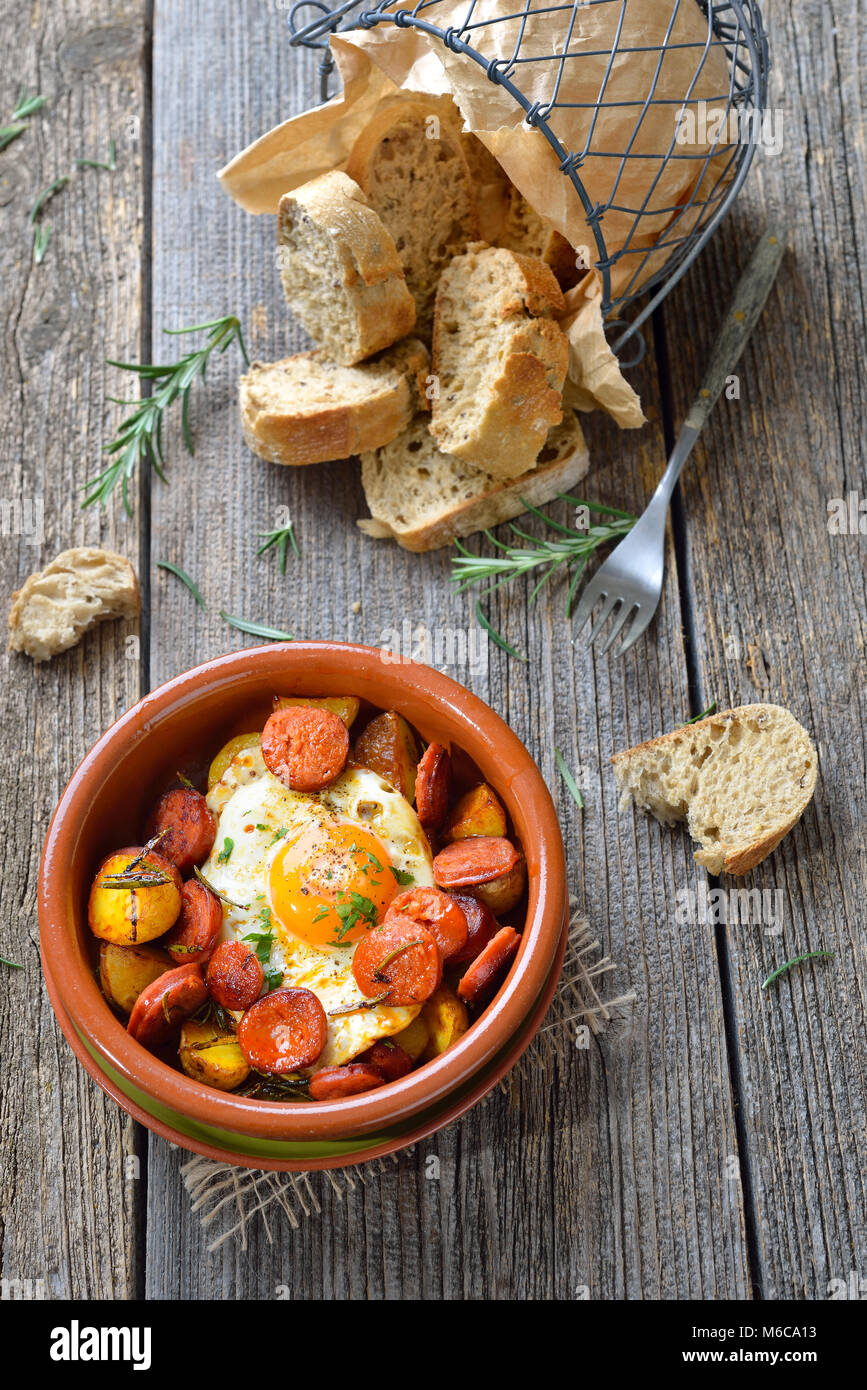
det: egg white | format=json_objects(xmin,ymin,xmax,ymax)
[{"xmin": 202, "ymin": 745, "xmax": 435, "ymax": 1068}]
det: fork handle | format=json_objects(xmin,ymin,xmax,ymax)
[{"xmin": 652, "ymin": 228, "xmax": 787, "ymax": 508}]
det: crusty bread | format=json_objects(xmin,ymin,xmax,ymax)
[
  {"xmin": 358, "ymin": 409, "xmax": 589, "ymax": 552},
  {"xmin": 459, "ymin": 132, "xmax": 511, "ymax": 243},
  {"xmin": 277, "ymin": 170, "xmax": 415, "ymax": 365},
  {"xmin": 430, "ymin": 243, "xmax": 569, "ymax": 480},
  {"xmin": 240, "ymin": 339, "xmax": 429, "ymax": 466},
  {"xmin": 346, "ymin": 100, "xmax": 478, "ymax": 340},
  {"xmin": 8, "ymin": 547, "xmax": 140, "ymax": 663},
  {"xmin": 612, "ymin": 704, "xmax": 818, "ymax": 876},
  {"xmin": 499, "ymin": 185, "xmax": 585, "ymax": 291}
]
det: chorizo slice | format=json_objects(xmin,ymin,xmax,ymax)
[
  {"xmin": 456, "ymin": 927, "xmax": 521, "ymax": 1008},
  {"xmin": 237, "ymin": 987, "xmax": 328, "ymax": 1074},
  {"xmin": 261, "ymin": 706, "xmax": 349, "ymax": 793},
  {"xmin": 448, "ymin": 894, "xmax": 499, "ymax": 967},
  {"xmin": 205, "ymin": 941, "xmax": 264, "ymax": 1011},
  {"xmin": 415, "ymin": 742, "xmax": 451, "ymax": 828},
  {"xmin": 127, "ymin": 962, "xmax": 207, "ymax": 1049},
  {"xmin": 352, "ymin": 918, "xmax": 442, "ymax": 1007},
  {"xmin": 359, "ymin": 1039, "xmax": 413, "ymax": 1082},
  {"xmin": 309, "ymin": 1063, "xmax": 386, "ymax": 1101},
  {"xmin": 145, "ymin": 788, "xmax": 217, "ymax": 875},
  {"xmin": 387, "ymin": 886, "xmax": 468, "ymax": 961},
  {"xmin": 433, "ymin": 836, "xmax": 520, "ymax": 889},
  {"xmin": 162, "ymin": 880, "xmax": 223, "ymax": 964}
]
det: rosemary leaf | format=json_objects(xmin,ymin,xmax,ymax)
[
  {"xmin": 28, "ymin": 175, "xmax": 69, "ymax": 223},
  {"xmin": 1, "ymin": 955, "xmax": 24, "ymax": 969},
  {"xmin": 220, "ymin": 612, "xmax": 293, "ymax": 643},
  {"xmin": 684, "ymin": 701, "xmax": 718, "ymax": 724},
  {"xmin": 0, "ymin": 123, "xmax": 27, "ymax": 151},
  {"xmin": 12, "ymin": 93, "xmax": 48, "ymax": 121},
  {"xmin": 475, "ymin": 600, "xmax": 527, "ymax": 663},
  {"xmin": 193, "ymin": 865, "xmax": 250, "ymax": 911},
  {"xmin": 32, "ymin": 222, "xmax": 52, "ymax": 265},
  {"xmin": 257, "ymin": 521, "xmax": 300, "ymax": 573},
  {"xmin": 761, "ymin": 951, "xmax": 835, "ymax": 992},
  {"xmin": 554, "ymin": 746, "xmax": 584, "ymax": 809},
  {"xmin": 76, "ymin": 138, "xmax": 117, "ymax": 172},
  {"xmin": 156, "ymin": 559, "xmax": 207, "ymax": 610}
]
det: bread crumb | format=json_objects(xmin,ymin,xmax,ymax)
[{"xmin": 351, "ymin": 601, "xmax": 361, "ymax": 614}]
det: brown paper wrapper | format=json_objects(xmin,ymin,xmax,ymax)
[{"xmin": 219, "ymin": 0, "xmax": 733, "ymax": 428}]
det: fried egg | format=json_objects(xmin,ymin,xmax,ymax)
[{"xmin": 203, "ymin": 744, "xmax": 434, "ymax": 1068}]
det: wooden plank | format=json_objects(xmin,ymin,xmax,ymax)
[
  {"xmin": 0, "ymin": 0, "xmax": 148, "ymax": 1298},
  {"xmin": 656, "ymin": 0, "xmax": 867, "ymax": 1299},
  {"xmin": 144, "ymin": 0, "xmax": 753, "ymax": 1298}
]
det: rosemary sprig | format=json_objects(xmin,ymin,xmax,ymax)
[
  {"xmin": 761, "ymin": 951, "xmax": 835, "ymax": 992},
  {"xmin": 1, "ymin": 955, "xmax": 24, "ymax": 969},
  {"xmin": 83, "ymin": 314, "xmax": 250, "ymax": 515},
  {"xmin": 257, "ymin": 521, "xmax": 299, "ymax": 573},
  {"xmin": 328, "ymin": 990, "xmax": 392, "ymax": 1017},
  {"xmin": 100, "ymin": 871, "xmax": 172, "ymax": 889},
  {"xmin": 451, "ymin": 496, "xmax": 636, "ymax": 658},
  {"xmin": 554, "ymin": 746, "xmax": 584, "ymax": 809},
  {"xmin": 156, "ymin": 559, "xmax": 207, "ymax": 610},
  {"xmin": 193, "ymin": 865, "xmax": 250, "ymax": 911},
  {"xmin": 220, "ymin": 612, "xmax": 293, "ymax": 643},
  {"xmin": 237, "ymin": 1071, "xmax": 312, "ymax": 1102}
]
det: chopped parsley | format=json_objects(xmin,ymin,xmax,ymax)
[
  {"xmin": 390, "ymin": 866, "xmax": 414, "ymax": 886},
  {"xmin": 216, "ymin": 837, "xmax": 234, "ymax": 864},
  {"xmin": 243, "ymin": 908, "xmax": 284, "ymax": 991},
  {"xmin": 269, "ymin": 827, "xmax": 289, "ymax": 847}
]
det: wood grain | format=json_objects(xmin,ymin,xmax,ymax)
[
  {"xmin": 656, "ymin": 0, "xmax": 867, "ymax": 1298},
  {"xmin": 143, "ymin": 0, "xmax": 749, "ymax": 1299},
  {"xmin": 0, "ymin": 0, "xmax": 148, "ymax": 1298}
]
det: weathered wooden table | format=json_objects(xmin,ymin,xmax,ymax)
[{"xmin": 2, "ymin": 0, "xmax": 864, "ymax": 1300}]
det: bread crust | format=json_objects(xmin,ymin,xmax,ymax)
[
  {"xmin": 241, "ymin": 342, "xmax": 429, "ymax": 467},
  {"xmin": 612, "ymin": 704, "xmax": 818, "ymax": 876},
  {"xmin": 278, "ymin": 171, "xmax": 416, "ymax": 364},
  {"xmin": 8, "ymin": 547, "xmax": 140, "ymax": 663}
]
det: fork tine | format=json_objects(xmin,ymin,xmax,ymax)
[
  {"xmin": 571, "ymin": 577, "xmax": 604, "ymax": 636},
  {"xmin": 584, "ymin": 593, "xmax": 619, "ymax": 647},
  {"xmin": 600, "ymin": 602, "xmax": 637, "ymax": 655},
  {"xmin": 615, "ymin": 601, "xmax": 657, "ymax": 657}
]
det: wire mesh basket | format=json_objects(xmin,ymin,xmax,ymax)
[{"xmin": 288, "ymin": 0, "xmax": 769, "ymax": 355}]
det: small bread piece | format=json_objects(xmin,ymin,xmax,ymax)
[
  {"xmin": 460, "ymin": 132, "xmax": 511, "ymax": 243},
  {"xmin": 612, "ymin": 704, "xmax": 818, "ymax": 876},
  {"xmin": 358, "ymin": 409, "xmax": 589, "ymax": 552},
  {"xmin": 346, "ymin": 100, "xmax": 479, "ymax": 339},
  {"xmin": 8, "ymin": 547, "xmax": 140, "ymax": 663},
  {"xmin": 430, "ymin": 243, "xmax": 569, "ymax": 479},
  {"xmin": 240, "ymin": 339, "xmax": 429, "ymax": 466},
  {"xmin": 277, "ymin": 170, "xmax": 415, "ymax": 365}
]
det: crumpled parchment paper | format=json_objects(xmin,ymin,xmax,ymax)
[{"xmin": 219, "ymin": 0, "xmax": 734, "ymax": 427}]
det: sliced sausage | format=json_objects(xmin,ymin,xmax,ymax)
[
  {"xmin": 359, "ymin": 1039, "xmax": 413, "ymax": 1082},
  {"xmin": 308, "ymin": 1063, "xmax": 386, "ymax": 1101},
  {"xmin": 237, "ymin": 987, "xmax": 328, "ymax": 1074},
  {"xmin": 127, "ymin": 962, "xmax": 207, "ymax": 1049},
  {"xmin": 433, "ymin": 836, "xmax": 520, "ymax": 889},
  {"xmin": 261, "ymin": 706, "xmax": 349, "ymax": 793},
  {"xmin": 456, "ymin": 926, "xmax": 521, "ymax": 1008},
  {"xmin": 415, "ymin": 742, "xmax": 451, "ymax": 828},
  {"xmin": 448, "ymin": 894, "xmax": 499, "ymax": 967},
  {"xmin": 352, "ymin": 918, "xmax": 442, "ymax": 1007},
  {"xmin": 205, "ymin": 940, "xmax": 264, "ymax": 1011},
  {"xmin": 145, "ymin": 788, "xmax": 216, "ymax": 875},
  {"xmin": 387, "ymin": 887, "xmax": 468, "ymax": 961},
  {"xmin": 162, "ymin": 880, "xmax": 223, "ymax": 964}
]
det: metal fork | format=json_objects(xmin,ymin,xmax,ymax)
[{"xmin": 573, "ymin": 228, "xmax": 787, "ymax": 658}]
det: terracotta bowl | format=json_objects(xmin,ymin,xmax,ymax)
[{"xmin": 38, "ymin": 642, "xmax": 568, "ymax": 1169}]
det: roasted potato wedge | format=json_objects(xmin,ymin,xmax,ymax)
[
  {"xmin": 468, "ymin": 858, "xmax": 527, "ymax": 915},
  {"xmin": 179, "ymin": 1018, "xmax": 250, "ymax": 1091},
  {"xmin": 420, "ymin": 983, "xmax": 469, "ymax": 1060},
  {"xmin": 208, "ymin": 732, "xmax": 261, "ymax": 790},
  {"xmin": 99, "ymin": 941, "xmax": 173, "ymax": 1014},
  {"xmin": 391, "ymin": 1015, "xmax": 430, "ymax": 1062},
  {"xmin": 273, "ymin": 695, "xmax": 360, "ymax": 729},
  {"xmin": 352, "ymin": 710, "xmax": 419, "ymax": 801},
  {"xmin": 443, "ymin": 782, "xmax": 508, "ymax": 842},
  {"xmin": 88, "ymin": 849, "xmax": 183, "ymax": 945}
]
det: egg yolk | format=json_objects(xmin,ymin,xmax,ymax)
[{"xmin": 269, "ymin": 820, "xmax": 398, "ymax": 949}]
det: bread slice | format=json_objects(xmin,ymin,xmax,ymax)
[
  {"xmin": 277, "ymin": 170, "xmax": 415, "ymax": 365},
  {"xmin": 499, "ymin": 186, "xmax": 585, "ymax": 291},
  {"xmin": 430, "ymin": 244, "xmax": 569, "ymax": 480},
  {"xmin": 612, "ymin": 704, "xmax": 818, "ymax": 876},
  {"xmin": 357, "ymin": 409, "xmax": 589, "ymax": 552},
  {"xmin": 8, "ymin": 547, "xmax": 140, "ymax": 663},
  {"xmin": 346, "ymin": 100, "xmax": 479, "ymax": 339},
  {"xmin": 240, "ymin": 339, "xmax": 429, "ymax": 467},
  {"xmin": 459, "ymin": 133, "xmax": 511, "ymax": 243}
]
